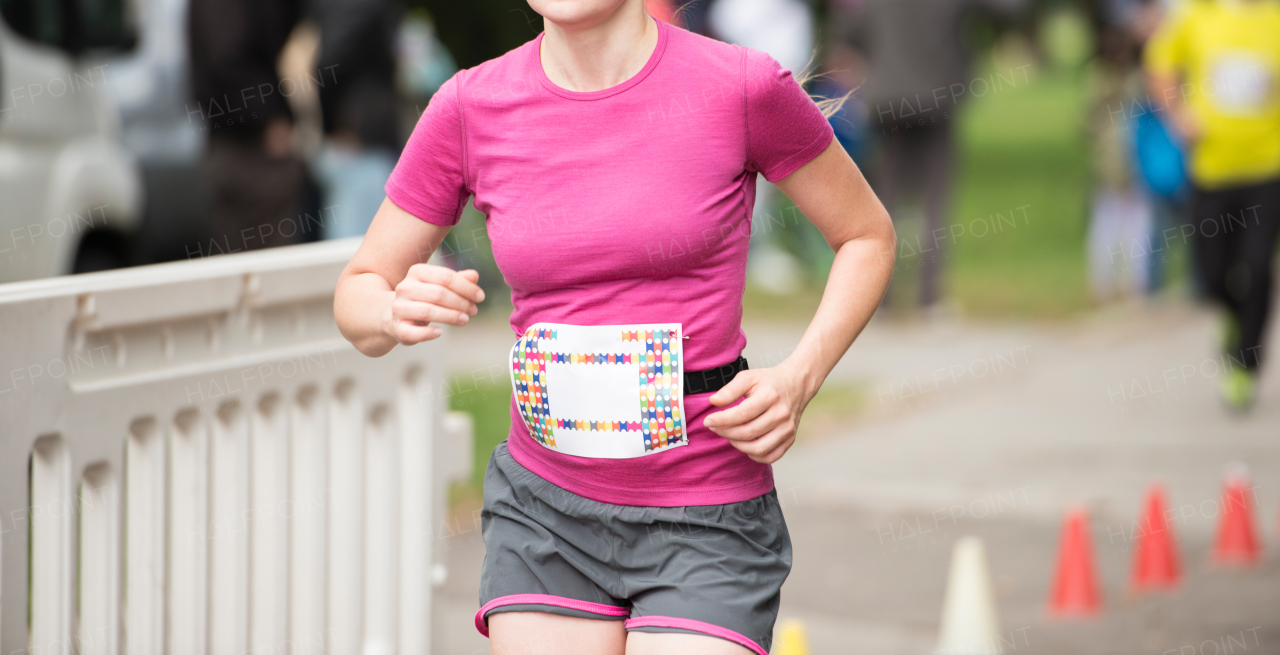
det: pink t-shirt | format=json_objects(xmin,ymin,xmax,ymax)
[{"xmin": 385, "ymin": 19, "xmax": 833, "ymax": 507}]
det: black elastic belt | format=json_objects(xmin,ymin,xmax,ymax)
[{"xmin": 684, "ymin": 356, "xmax": 749, "ymax": 395}]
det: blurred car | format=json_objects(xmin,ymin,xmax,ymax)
[
  {"xmin": 0, "ymin": 0, "xmax": 143, "ymax": 281},
  {"xmin": 0, "ymin": 0, "xmax": 210, "ymax": 284}
]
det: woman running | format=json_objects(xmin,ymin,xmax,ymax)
[{"xmin": 334, "ymin": 1, "xmax": 895, "ymax": 653}]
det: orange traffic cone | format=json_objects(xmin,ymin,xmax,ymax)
[
  {"xmin": 1131, "ymin": 484, "xmax": 1180, "ymax": 591},
  {"xmin": 1213, "ymin": 472, "xmax": 1260, "ymax": 566},
  {"xmin": 1048, "ymin": 507, "xmax": 1101, "ymax": 616}
]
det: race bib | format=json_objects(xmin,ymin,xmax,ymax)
[
  {"xmin": 510, "ymin": 322, "xmax": 686, "ymax": 459},
  {"xmin": 1210, "ymin": 53, "xmax": 1274, "ymax": 116}
]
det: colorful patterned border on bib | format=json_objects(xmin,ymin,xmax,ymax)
[{"xmin": 510, "ymin": 323, "xmax": 685, "ymax": 458}]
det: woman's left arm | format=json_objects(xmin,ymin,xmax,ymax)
[{"xmin": 703, "ymin": 137, "xmax": 896, "ymax": 463}]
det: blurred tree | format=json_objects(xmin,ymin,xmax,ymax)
[{"xmin": 1040, "ymin": 5, "xmax": 1094, "ymax": 71}]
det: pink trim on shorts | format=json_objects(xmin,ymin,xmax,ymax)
[
  {"xmin": 624, "ymin": 615, "xmax": 768, "ymax": 655},
  {"xmin": 475, "ymin": 593, "xmax": 630, "ymax": 636}
]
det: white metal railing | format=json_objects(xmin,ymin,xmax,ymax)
[{"xmin": 0, "ymin": 238, "xmax": 472, "ymax": 655}]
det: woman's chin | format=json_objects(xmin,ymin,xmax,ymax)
[{"xmin": 528, "ymin": 0, "xmax": 632, "ymax": 30}]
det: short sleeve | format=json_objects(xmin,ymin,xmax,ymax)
[
  {"xmin": 385, "ymin": 73, "xmax": 470, "ymax": 226},
  {"xmin": 744, "ymin": 48, "xmax": 835, "ymax": 183},
  {"xmin": 1143, "ymin": 6, "xmax": 1191, "ymax": 79}
]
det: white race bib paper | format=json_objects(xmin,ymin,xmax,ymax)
[{"xmin": 510, "ymin": 322, "xmax": 686, "ymax": 459}]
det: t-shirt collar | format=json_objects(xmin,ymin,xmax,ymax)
[{"xmin": 532, "ymin": 16, "xmax": 670, "ymax": 101}]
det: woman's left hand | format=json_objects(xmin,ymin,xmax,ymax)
[{"xmin": 702, "ymin": 364, "xmax": 814, "ymax": 464}]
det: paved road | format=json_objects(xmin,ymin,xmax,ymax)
[{"xmin": 433, "ymin": 301, "xmax": 1280, "ymax": 654}]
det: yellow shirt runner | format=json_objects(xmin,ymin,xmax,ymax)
[{"xmin": 1144, "ymin": 0, "xmax": 1280, "ymax": 189}]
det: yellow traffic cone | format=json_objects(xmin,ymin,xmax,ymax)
[
  {"xmin": 936, "ymin": 536, "xmax": 1003, "ymax": 655},
  {"xmin": 774, "ymin": 618, "xmax": 810, "ymax": 655}
]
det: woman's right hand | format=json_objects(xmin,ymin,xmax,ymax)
[
  {"xmin": 386, "ymin": 264, "xmax": 486, "ymax": 345},
  {"xmin": 335, "ymin": 198, "xmax": 475, "ymax": 357}
]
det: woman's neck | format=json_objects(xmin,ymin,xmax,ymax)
[{"xmin": 540, "ymin": 5, "xmax": 658, "ymax": 93}]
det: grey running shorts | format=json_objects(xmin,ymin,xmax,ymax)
[{"xmin": 476, "ymin": 440, "xmax": 792, "ymax": 655}]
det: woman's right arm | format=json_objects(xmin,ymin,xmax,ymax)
[{"xmin": 334, "ymin": 197, "xmax": 485, "ymax": 358}]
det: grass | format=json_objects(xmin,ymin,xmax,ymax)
[
  {"xmin": 447, "ymin": 376, "xmax": 512, "ymax": 501},
  {"xmin": 742, "ymin": 284, "xmax": 824, "ymax": 322},
  {"xmin": 799, "ymin": 381, "xmax": 870, "ymax": 442},
  {"xmin": 946, "ymin": 68, "xmax": 1093, "ymax": 318},
  {"xmin": 754, "ymin": 62, "xmax": 1095, "ymax": 320}
]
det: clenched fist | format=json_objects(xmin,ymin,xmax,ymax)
[{"xmin": 386, "ymin": 264, "xmax": 485, "ymax": 345}]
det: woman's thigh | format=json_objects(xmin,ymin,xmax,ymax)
[
  {"xmin": 489, "ymin": 611, "xmax": 627, "ymax": 655},
  {"xmin": 626, "ymin": 630, "xmax": 757, "ymax": 655}
]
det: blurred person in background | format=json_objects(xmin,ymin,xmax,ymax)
[
  {"xmin": 397, "ymin": 8, "xmax": 459, "ymax": 107},
  {"xmin": 188, "ymin": 0, "xmax": 308, "ymax": 251},
  {"xmin": 311, "ymin": 0, "xmax": 405, "ymax": 239},
  {"xmin": 707, "ymin": 0, "xmax": 816, "ymax": 295},
  {"xmin": 812, "ymin": 23, "xmax": 869, "ymax": 167},
  {"xmin": 794, "ymin": 31, "xmax": 872, "ymax": 281},
  {"xmin": 1144, "ymin": 0, "xmax": 1280, "ymax": 411},
  {"xmin": 670, "ymin": 0, "xmax": 713, "ymax": 33},
  {"xmin": 1127, "ymin": 0, "xmax": 1192, "ymax": 294},
  {"xmin": 1086, "ymin": 2, "xmax": 1154, "ymax": 301},
  {"xmin": 840, "ymin": 0, "xmax": 1025, "ymax": 312}
]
